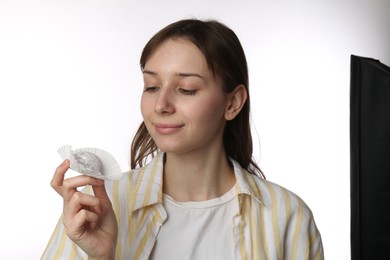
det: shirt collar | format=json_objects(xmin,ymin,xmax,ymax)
[
  {"xmin": 231, "ymin": 159, "xmax": 264, "ymax": 205},
  {"xmin": 129, "ymin": 152, "xmax": 263, "ymax": 213},
  {"xmin": 129, "ymin": 152, "xmax": 165, "ymax": 213}
]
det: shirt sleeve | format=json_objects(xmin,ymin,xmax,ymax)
[
  {"xmin": 41, "ymin": 186, "xmax": 94, "ymax": 260},
  {"xmin": 41, "ymin": 215, "xmax": 88, "ymax": 260},
  {"xmin": 284, "ymin": 196, "xmax": 324, "ymax": 260},
  {"xmin": 308, "ymin": 215, "xmax": 324, "ymax": 260}
]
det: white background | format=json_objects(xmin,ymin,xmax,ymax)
[{"xmin": 1, "ymin": 0, "xmax": 389, "ymax": 259}]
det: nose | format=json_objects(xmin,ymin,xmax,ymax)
[{"xmin": 154, "ymin": 88, "xmax": 174, "ymax": 115}]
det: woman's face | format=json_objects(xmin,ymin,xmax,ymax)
[{"xmin": 141, "ymin": 38, "xmax": 229, "ymax": 155}]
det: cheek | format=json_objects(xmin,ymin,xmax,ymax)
[
  {"xmin": 209, "ymin": 93, "xmax": 227, "ymax": 112},
  {"xmin": 191, "ymin": 95, "xmax": 227, "ymax": 121},
  {"xmin": 140, "ymin": 95, "xmax": 150, "ymax": 118}
]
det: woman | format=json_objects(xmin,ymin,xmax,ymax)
[{"xmin": 43, "ymin": 19, "xmax": 324, "ymax": 259}]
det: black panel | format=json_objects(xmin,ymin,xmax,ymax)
[{"xmin": 350, "ymin": 55, "xmax": 390, "ymax": 260}]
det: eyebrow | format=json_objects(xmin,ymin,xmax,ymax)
[{"xmin": 142, "ymin": 69, "xmax": 204, "ymax": 79}]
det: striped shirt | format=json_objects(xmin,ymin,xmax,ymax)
[{"xmin": 42, "ymin": 152, "xmax": 324, "ymax": 259}]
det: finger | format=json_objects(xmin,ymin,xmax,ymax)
[
  {"xmin": 62, "ymin": 175, "xmax": 104, "ymax": 201},
  {"xmin": 65, "ymin": 209, "xmax": 99, "ymax": 241},
  {"xmin": 65, "ymin": 191, "xmax": 103, "ymax": 218},
  {"xmin": 77, "ymin": 209, "xmax": 99, "ymax": 229},
  {"xmin": 92, "ymin": 180, "xmax": 110, "ymax": 204},
  {"xmin": 51, "ymin": 160, "xmax": 70, "ymax": 195},
  {"xmin": 63, "ymin": 193, "xmax": 102, "ymax": 230}
]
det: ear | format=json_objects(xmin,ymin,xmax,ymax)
[{"xmin": 224, "ymin": 84, "xmax": 248, "ymax": 121}]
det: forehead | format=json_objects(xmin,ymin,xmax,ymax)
[{"xmin": 144, "ymin": 38, "xmax": 209, "ymax": 73}]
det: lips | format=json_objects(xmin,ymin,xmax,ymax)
[{"xmin": 154, "ymin": 123, "xmax": 184, "ymax": 134}]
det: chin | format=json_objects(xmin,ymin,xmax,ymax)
[
  {"xmin": 155, "ymin": 142, "xmax": 194, "ymax": 155},
  {"xmin": 154, "ymin": 142, "xmax": 181, "ymax": 153},
  {"xmin": 156, "ymin": 146, "xmax": 182, "ymax": 154},
  {"xmin": 152, "ymin": 136, "xmax": 185, "ymax": 152}
]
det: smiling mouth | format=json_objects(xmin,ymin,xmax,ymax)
[{"xmin": 154, "ymin": 123, "xmax": 184, "ymax": 134}]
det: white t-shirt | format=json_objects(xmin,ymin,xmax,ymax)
[{"xmin": 151, "ymin": 186, "xmax": 238, "ymax": 260}]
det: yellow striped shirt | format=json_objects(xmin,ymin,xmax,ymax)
[{"xmin": 42, "ymin": 152, "xmax": 324, "ymax": 259}]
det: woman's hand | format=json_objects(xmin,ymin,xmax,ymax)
[{"xmin": 51, "ymin": 160, "xmax": 118, "ymax": 260}]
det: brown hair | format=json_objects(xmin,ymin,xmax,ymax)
[{"xmin": 131, "ymin": 19, "xmax": 264, "ymax": 178}]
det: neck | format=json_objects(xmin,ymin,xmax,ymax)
[{"xmin": 162, "ymin": 148, "xmax": 236, "ymax": 202}]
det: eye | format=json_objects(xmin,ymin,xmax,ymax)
[
  {"xmin": 179, "ymin": 88, "xmax": 197, "ymax": 96},
  {"xmin": 144, "ymin": 86, "xmax": 159, "ymax": 93}
]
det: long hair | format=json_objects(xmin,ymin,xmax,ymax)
[{"xmin": 131, "ymin": 19, "xmax": 264, "ymax": 178}]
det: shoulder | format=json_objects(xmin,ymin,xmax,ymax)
[
  {"xmin": 104, "ymin": 166, "xmax": 150, "ymax": 199},
  {"xmin": 246, "ymin": 174, "xmax": 315, "ymax": 220},
  {"xmin": 256, "ymin": 177, "xmax": 324, "ymax": 259},
  {"xmin": 247, "ymin": 175, "xmax": 322, "ymax": 243},
  {"xmin": 233, "ymin": 160, "xmax": 314, "ymax": 220},
  {"xmin": 104, "ymin": 168, "xmax": 137, "ymax": 193},
  {"xmin": 239, "ymin": 172, "xmax": 324, "ymax": 258},
  {"xmin": 105, "ymin": 153, "xmax": 165, "ymax": 213},
  {"xmin": 107, "ymin": 153, "xmax": 165, "ymax": 193}
]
